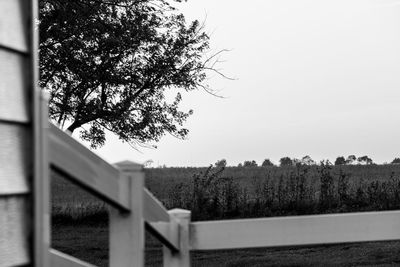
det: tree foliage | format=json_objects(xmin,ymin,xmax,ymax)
[
  {"xmin": 301, "ymin": 155, "xmax": 315, "ymax": 166},
  {"xmin": 243, "ymin": 160, "xmax": 258, "ymax": 167},
  {"xmin": 39, "ymin": 0, "xmax": 224, "ymax": 148},
  {"xmin": 346, "ymin": 155, "xmax": 357, "ymax": 165},
  {"xmin": 357, "ymin": 155, "xmax": 373, "ymax": 165},
  {"xmin": 214, "ymin": 159, "xmax": 227, "ymax": 168},
  {"xmin": 261, "ymin": 159, "xmax": 274, "ymax": 167},
  {"xmin": 392, "ymin": 158, "xmax": 400, "ymax": 164},
  {"xmin": 334, "ymin": 156, "xmax": 346, "ymax": 166},
  {"xmin": 279, "ymin": 157, "xmax": 293, "ymax": 167}
]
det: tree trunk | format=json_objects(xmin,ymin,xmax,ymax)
[{"xmin": 67, "ymin": 121, "xmax": 81, "ymax": 133}]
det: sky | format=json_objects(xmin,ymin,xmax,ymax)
[{"xmin": 94, "ymin": 0, "xmax": 400, "ymax": 167}]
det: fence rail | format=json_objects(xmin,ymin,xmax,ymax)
[
  {"xmin": 50, "ymin": 249, "xmax": 97, "ymax": 267},
  {"xmin": 190, "ymin": 210, "xmax": 400, "ymax": 250},
  {"xmin": 49, "ymin": 124, "xmax": 129, "ymax": 211}
]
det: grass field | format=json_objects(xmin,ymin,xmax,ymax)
[
  {"xmin": 51, "ymin": 164, "xmax": 400, "ymax": 266},
  {"xmin": 53, "ymin": 221, "xmax": 400, "ymax": 266}
]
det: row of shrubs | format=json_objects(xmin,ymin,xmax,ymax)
[{"xmin": 167, "ymin": 162, "xmax": 400, "ymax": 221}]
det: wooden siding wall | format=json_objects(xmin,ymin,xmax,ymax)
[{"xmin": 0, "ymin": 0, "xmax": 34, "ymax": 265}]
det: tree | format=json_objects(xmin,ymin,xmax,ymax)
[
  {"xmin": 261, "ymin": 159, "xmax": 274, "ymax": 167},
  {"xmin": 292, "ymin": 158, "xmax": 301, "ymax": 166},
  {"xmin": 215, "ymin": 159, "xmax": 227, "ymax": 168},
  {"xmin": 392, "ymin": 158, "xmax": 400, "ymax": 164},
  {"xmin": 357, "ymin": 155, "xmax": 373, "ymax": 165},
  {"xmin": 345, "ymin": 155, "xmax": 357, "ymax": 165},
  {"xmin": 40, "ymin": 0, "xmax": 227, "ymax": 148},
  {"xmin": 243, "ymin": 160, "xmax": 258, "ymax": 167},
  {"xmin": 279, "ymin": 157, "xmax": 293, "ymax": 167},
  {"xmin": 334, "ymin": 156, "xmax": 346, "ymax": 166},
  {"xmin": 301, "ymin": 155, "xmax": 315, "ymax": 166},
  {"xmin": 143, "ymin": 159, "xmax": 154, "ymax": 168}
]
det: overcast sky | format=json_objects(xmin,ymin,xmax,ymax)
[{"xmin": 95, "ymin": 0, "xmax": 400, "ymax": 167}]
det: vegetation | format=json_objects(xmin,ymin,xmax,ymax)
[
  {"xmin": 52, "ymin": 163, "xmax": 400, "ymax": 266},
  {"xmin": 357, "ymin": 155, "xmax": 374, "ymax": 165},
  {"xmin": 346, "ymin": 155, "xmax": 357, "ymax": 164},
  {"xmin": 167, "ymin": 163, "xmax": 400, "ymax": 220},
  {"xmin": 214, "ymin": 159, "xmax": 227, "ymax": 168},
  {"xmin": 261, "ymin": 158, "xmax": 274, "ymax": 167},
  {"xmin": 392, "ymin": 158, "xmax": 400, "ymax": 164},
  {"xmin": 242, "ymin": 160, "xmax": 258, "ymax": 167},
  {"xmin": 335, "ymin": 156, "xmax": 346, "ymax": 165},
  {"xmin": 40, "ymin": 0, "xmax": 226, "ymax": 148},
  {"xmin": 279, "ymin": 157, "xmax": 293, "ymax": 167},
  {"xmin": 52, "ymin": 163, "xmax": 400, "ymax": 222}
]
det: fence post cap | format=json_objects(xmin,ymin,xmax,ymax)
[
  {"xmin": 41, "ymin": 91, "xmax": 50, "ymax": 100},
  {"xmin": 114, "ymin": 160, "xmax": 143, "ymax": 172},
  {"xmin": 168, "ymin": 208, "xmax": 191, "ymax": 219}
]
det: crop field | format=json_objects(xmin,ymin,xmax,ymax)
[
  {"xmin": 51, "ymin": 164, "xmax": 400, "ymax": 266},
  {"xmin": 54, "ymin": 164, "xmax": 400, "ymax": 204}
]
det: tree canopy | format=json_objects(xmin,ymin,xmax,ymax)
[
  {"xmin": 214, "ymin": 159, "xmax": 227, "ymax": 168},
  {"xmin": 39, "ymin": 0, "xmax": 224, "ymax": 148},
  {"xmin": 357, "ymin": 155, "xmax": 373, "ymax": 165},
  {"xmin": 279, "ymin": 157, "xmax": 293, "ymax": 167},
  {"xmin": 261, "ymin": 159, "xmax": 274, "ymax": 167},
  {"xmin": 301, "ymin": 155, "xmax": 315, "ymax": 166},
  {"xmin": 346, "ymin": 155, "xmax": 357, "ymax": 165},
  {"xmin": 392, "ymin": 158, "xmax": 400, "ymax": 164},
  {"xmin": 334, "ymin": 156, "xmax": 346, "ymax": 165},
  {"xmin": 243, "ymin": 160, "xmax": 258, "ymax": 167}
]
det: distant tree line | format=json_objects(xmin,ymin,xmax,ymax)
[
  {"xmin": 213, "ymin": 155, "xmax": 400, "ymax": 168},
  {"xmin": 334, "ymin": 155, "xmax": 373, "ymax": 165}
]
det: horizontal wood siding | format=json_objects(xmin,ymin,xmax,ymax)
[
  {"xmin": 0, "ymin": 0, "xmax": 28, "ymax": 53},
  {"xmin": 0, "ymin": 124, "xmax": 30, "ymax": 195},
  {"xmin": 0, "ymin": 196, "xmax": 30, "ymax": 266},
  {"xmin": 0, "ymin": 50, "xmax": 29, "ymax": 123},
  {"xmin": 0, "ymin": 0, "xmax": 32, "ymax": 265}
]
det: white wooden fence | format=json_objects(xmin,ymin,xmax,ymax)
[
  {"xmin": 2, "ymin": 1, "xmax": 400, "ymax": 266},
  {"xmin": 47, "ymin": 121, "xmax": 189, "ymax": 267}
]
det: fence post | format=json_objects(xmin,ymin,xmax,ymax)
[
  {"xmin": 110, "ymin": 160, "xmax": 144, "ymax": 267},
  {"xmin": 163, "ymin": 209, "xmax": 191, "ymax": 267},
  {"xmin": 33, "ymin": 92, "xmax": 50, "ymax": 267}
]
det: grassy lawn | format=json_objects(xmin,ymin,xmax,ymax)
[{"xmin": 52, "ymin": 222, "xmax": 400, "ymax": 266}]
